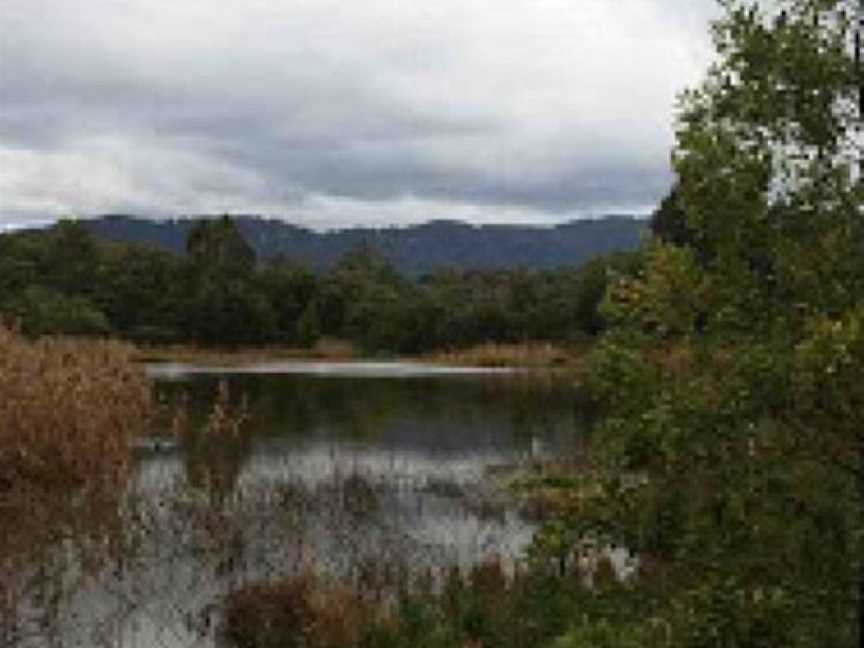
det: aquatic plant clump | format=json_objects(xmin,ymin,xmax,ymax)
[
  {"xmin": 0, "ymin": 325, "xmax": 152, "ymax": 560},
  {"xmin": 218, "ymin": 557, "xmax": 619, "ymax": 648}
]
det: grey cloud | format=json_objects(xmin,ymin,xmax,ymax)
[{"xmin": 0, "ymin": 0, "xmax": 718, "ymax": 229}]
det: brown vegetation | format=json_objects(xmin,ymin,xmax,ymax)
[
  {"xmin": 0, "ymin": 325, "xmax": 152, "ymax": 562},
  {"xmin": 135, "ymin": 340, "xmax": 587, "ymax": 369},
  {"xmin": 221, "ymin": 571, "xmax": 377, "ymax": 648},
  {"xmin": 420, "ymin": 342, "xmax": 587, "ymax": 370},
  {"xmin": 133, "ymin": 337, "xmax": 358, "ymax": 366},
  {"xmin": 219, "ymin": 556, "xmax": 591, "ymax": 648}
]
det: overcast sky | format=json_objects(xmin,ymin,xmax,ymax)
[{"xmin": 0, "ymin": 0, "xmax": 718, "ymax": 231}]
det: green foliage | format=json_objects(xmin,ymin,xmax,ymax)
[
  {"xmin": 186, "ymin": 214, "xmax": 256, "ymax": 276},
  {"xmin": 257, "ymin": 259, "xmax": 318, "ymax": 344},
  {"xmin": 552, "ymin": 620, "xmax": 642, "ymax": 648},
  {"xmin": 1, "ymin": 215, "xmax": 638, "ymax": 351},
  {"xmin": 321, "ymin": 246, "xmax": 418, "ymax": 353},
  {"xmin": 3, "ymin": 286, "xmax": 111, "ymax": 336},
  {"xmin": 186, "ymin": 278, "xmax": 277, "ymax": 346},
  {"xmin": 570, "ymin": 252, "xmax": 642, "ymax": 336},
  {"xmin": 296, "ymin": 299, "xmax": 323, "ymax": 348},
  {"xmin": 95, "ymin": 240, "xmax": 188, "ymax": 341},
  {"xmin": 571, "ymin": 1, "xmax": 864, "ymax": 645}
]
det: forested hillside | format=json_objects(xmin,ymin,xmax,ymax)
[
  {"xmin": 0, "ymin": 216, "xmax": 641, "ymax": 350},
  {"xmin": 81, "ymin": 214, "xmax": 644, "ymax": 274}
]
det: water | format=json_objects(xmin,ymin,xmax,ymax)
[{"xmin": 7, "ymin": 362, "xmax": 591, "ymax": 648}]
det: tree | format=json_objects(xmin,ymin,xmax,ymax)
[
  {"xmin": 186, "ymin": 215, "xmax": 256, "ymax": 277},
  {"xmin": 317, "ymin": 244, "xmax": 416, "ymax": 351},
  {"xmin": 95, "ymin": 242, "xmax": 187, "ymax": 342},
  {"xmin": 295, "ymin": 299, "xmax": 322, "ymax": 349},
  {"xmin": 186, "ymin": 278, "xmax": 276, "ymax": 346},
  {"xmin": 649, "ymin": 184, "xmax": 698, "ymax": 250},
  {"xmin": 569, "ymin": 1, "xmax": 863, "ymax": 645},
  {"xmin": 3, "ymin": 286, "xmax": 111, "ymax": 337},
  {"xmin": 182, "ymin": 216, "xmax": 274, "ymax": 345},
  {"xmin": 256, "ymin": 259, "xmax": 317, "ymax": 344},
  {"xmin": 43, "ymin": 220, "xmax": 102, "ymax": 296}
]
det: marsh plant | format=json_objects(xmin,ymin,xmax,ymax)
[
  {"xmin": 217, "ymin": 553, "xmax": 638, "ymax": 648},
  {"xmin": 0, "ymin": 325, "xmax": 151, "ymax": 560},
  {"xmin": 0, "ymin": 325, "xmax": 152, "ymax": 643}
]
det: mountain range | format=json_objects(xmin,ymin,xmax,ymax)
[{"xmin": 82, "ymin": 214, "xmax": 645, "ymax": 274}]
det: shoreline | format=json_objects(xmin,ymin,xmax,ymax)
[{"xmin": 133, "ymin": 339, "xmax": 592, "ymax": 372}]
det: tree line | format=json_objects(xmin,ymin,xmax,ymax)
[{"xmin": 0, "ymin": 215, "xmax": 641, "ymax": 352}]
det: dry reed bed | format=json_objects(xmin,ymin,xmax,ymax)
[
  {"xmin": 134, "ymin": 336, "xmax": 358, "ymax": 366},
  {"xmin": 0, "ymin": 326, "xmax": 152, "ymax": 562},
  {"xmin": 420, "ymin": 342, "xmax": 587, "ymax": 370}
]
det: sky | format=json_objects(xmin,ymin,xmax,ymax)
[{"xmin": 0, "ymin": 0, "xmax": 719, "ymax": 231}]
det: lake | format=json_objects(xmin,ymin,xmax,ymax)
[{"xmin": 10, "ymin": 362, "xmax": 592, "ymax": 647}]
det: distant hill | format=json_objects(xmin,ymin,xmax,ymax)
[{"xmin": 82, "ymin": 215, "xmax": 645, "ymax": 274}]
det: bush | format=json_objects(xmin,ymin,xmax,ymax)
[
  {"xmin": 221, "ymin": 572, "xmax": 373, "ymax": 648},
  {"xmin": 2, "ymin": 286, "xmax": 111, "ymax": 336},
  {"xmin": 221, "ymin": 559, "xmax": 594, "ymax": 648}
]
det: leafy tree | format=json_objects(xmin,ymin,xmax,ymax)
[
  {"xmin": 94, "ymin": 241, "xmax": 188, "ymax": 341},
  {"xmin": 186, "ymin": 278, "xmax": 276, "ymax": 346},
  {"xmin": 572, "ymin": 1, "xmax": 863, "ymax": 646},
  {"xmin": 295, "ymin": 299, "xmax": 322, "ymax": 348},
  {"xmin": 650, "ymin": 185, "xmax": 697, "ymax": 250},
  {"xmin": 186, "ymin": 215, "xmax": 256, "ymax": 277},
  {"xmin": 182, "ymin": 216, "xmax": 276, "ymax": 345},
  {"xmin": 569, "ymin": 252, "xmax": 643, "ymax": 337},
  {"xmin": 42, "ymin": 220, "xmax": 102, "ymax": 297},
  {"xmin": 318, "ymin": 244, "xmax": 416, "ymax": 351},
  {"xmin": 0, "ymin": 233, "xmax": 40, "ymax": 296},
  {"xmin": 256, "ymin": 259, "xmax": 318, "ymax": 344},
  {"xmin": 3, "ymin": 286, "xmax": 111, "ymax": 337}
]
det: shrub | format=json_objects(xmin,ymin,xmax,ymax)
[
  {"xmin": 2, "ymin": 286, "xmax": 111, "ymax": 336},
  {"xmin": 221, "ymin": 571, "xmax": 373, "ymax": 648}
]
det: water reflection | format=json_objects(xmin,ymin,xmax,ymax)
[
  {"xmin": 146, "ymin": 367, "xmax": 588, "ymax": 499},
  {"xmin": 15, "ymin": 363, "xmax": 592, "ymax": 647}
]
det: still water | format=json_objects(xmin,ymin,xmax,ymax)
[{"xmin": 16, "ymin": 362, "xmax": 591, "ymax": 648}]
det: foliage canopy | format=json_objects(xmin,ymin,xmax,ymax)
[{"xmin": 577, "ymin": 0, "xmax": 863, "ymax": 645}]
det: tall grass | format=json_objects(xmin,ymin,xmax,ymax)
[
  {"xmin": 0, "ymin": 325, "xmax": 150, "ymax": 504},
  {"xmin": 0, "ymin": 325, "xmax": 152, "ymax": 639},
  {"xmin": 219, "ymin": 556, "xmax": 608, "ymax": 648},
  {"xmin": 421, "ymin": 342, "xmax": 586, "ymax": 370}
]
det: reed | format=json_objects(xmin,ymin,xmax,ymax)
[
  {"xmin": 219, "ymin": 556, "xmax": 591, "ymax": 648},
  {"xmin": 0, "ymin": 325, "xmax": 152, "ymax": 562},
  {"xmin": 421, "ymin": 342, "xmax": 586, "ymax": 370},
  {"xmin": 133, "ymin": 337, "xmax": 358, "ymax": 365},
  {"xmin": 222, "ymin": 570, "xmax": 375, "ymax": 648}
]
